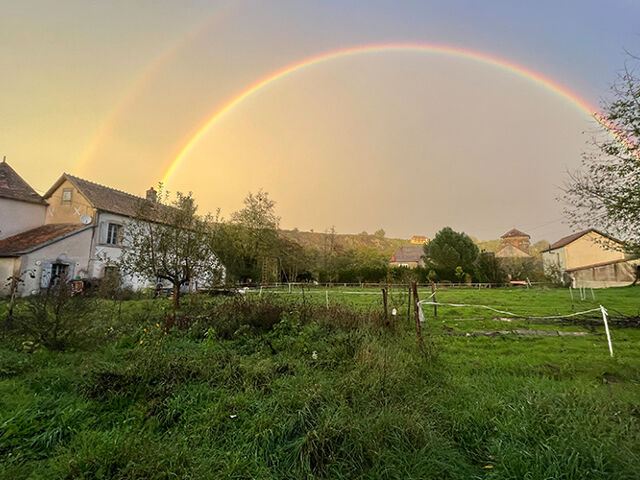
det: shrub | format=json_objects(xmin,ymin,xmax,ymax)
[{"xmin": 8, "ymin": 282, "xmax": 99, "ymax": 351}]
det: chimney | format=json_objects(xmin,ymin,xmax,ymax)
[{"xmin": 146, "ymin": 187, "xmax": 157, "ymax": 203}]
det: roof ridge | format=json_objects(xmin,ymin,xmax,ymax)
[
  {"xmin": 0, "ymin": 160, "xmax": 47, "ymax": 205},
  {"xmin": 65, "ymin": 173, "xmax": 147, "ymax": 202}
]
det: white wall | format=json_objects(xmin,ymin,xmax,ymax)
[
  {"xmin": 542, "ymin": 248, "xmax": 566, "ymax": 279},
  {"xmin": 90, "ymin": 212, "xmax": 153, "ymax": 291},
  {"xmin": 90, "ymin": 211, "xmax": 224, "ymax": 291},
  {"xmin": 0, "ymin": 198, "xmax": 46, "ymax": 240}
]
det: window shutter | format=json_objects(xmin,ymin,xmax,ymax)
[
  {"xmin": 99, "ymin": 222, "xmax": 108, "ymax": 244},
  {"xmin": 40, "ymin": 261, "xmax": 53, "ymax": 288}
]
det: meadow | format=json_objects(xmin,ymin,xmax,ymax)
[{"xmin": 0, "ymin": 285, "xmax": 639, "ymax": 479}]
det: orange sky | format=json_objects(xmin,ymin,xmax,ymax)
[{"xmin": 3, "ymin": 1, "xmax": 637, "ymax": 242}]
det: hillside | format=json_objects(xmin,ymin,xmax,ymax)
[{"xmin": 280, "ymin": 229, "xmax": 412, "ymax": 255}]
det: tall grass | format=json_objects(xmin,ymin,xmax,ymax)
[{"xmin": 0, "ymin": 289, "xmax": 639, "ymax": 478}]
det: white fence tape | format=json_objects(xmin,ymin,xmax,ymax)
[
  {"xmin": 416, "ymin": 301, "xmax": 601, "ymax": 320},
  {"xmin": 417, "ymin": 300, "xmax": 615, "ymax": 356},
  {"xmin": 416, "ymin": 292, "xmax": 437, "ymax": 322},
  {"xmin": 600, "ymin": 305, "xmax": 614, "ymax": 357}
]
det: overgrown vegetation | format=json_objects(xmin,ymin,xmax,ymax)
[{"xmin": 1, "ymin": 287, "xmax": 639, "ymax": 478}]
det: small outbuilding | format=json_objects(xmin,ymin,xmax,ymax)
[{"xmin": 0, "ymin": 224, "xmax": 92, "ymax": 297}]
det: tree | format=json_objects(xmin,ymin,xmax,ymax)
[
  {"xmin": 374, "ymin": 229, "xmax": 386, "ymax": 238},
  {"xmin": 423, "ymin": 227, "xmax": 479, "ymax": 281},
  {"xmin": 563, "ymin": 57, "xmax": 640, "ymax": 253},
  {"xmin": 119, "ymin": 191, "xmax": 221, "ymax": 311},
  {"xmin": 228, "ymin": 190, "xmax": 281, "ymax": 282}
]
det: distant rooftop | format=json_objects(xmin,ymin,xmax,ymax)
[
  {"xmin": 546, "ymin": 229, "xmax": 620, "ymax": 251},
  {"xmin": 501, "ymin": 228, "xmax": 530, "ymax": 239},
  {"xmin": 391, "ymin": 245, "xmax": 425, "ymax": 263}
]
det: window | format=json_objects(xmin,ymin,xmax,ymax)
[
  {"xmin": 62, "ymin": 188, "xmax": 72, "ymax": 204},
  {"xmin": 51, "ymin": 263, "xmax": 69, "ymax": 286},
  {"xmin": 106, "ymin": 223, "xmax": 122, "ymax": 245}
]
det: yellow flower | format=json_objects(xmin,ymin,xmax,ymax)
[
  {"xmin": 156, "ymin": 323, "xmax": 160, "ymax": 328},
  {"xmin": 143, "ymin": 328, "xmax": 147, "ymax": 332},
  {"xmin": 139, "ymin": 340, "xmax": 144, "ymax": 344}
]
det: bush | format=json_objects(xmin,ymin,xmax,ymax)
[{"xmin": 7, "ymin": 282, "xmax": 100, "ymax": 351}]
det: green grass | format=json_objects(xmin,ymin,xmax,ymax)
[{"xmin": 0, "ymin": 287, "xmax": 639, "ymax": 479}]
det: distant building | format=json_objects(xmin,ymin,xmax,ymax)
[
  {"xmin": 542, "ymin": 229, "xmax": 639, "ymax": 288},
  {"xmin": 390, "ymin": 246, "xmax": 425, "ymax": 268},
  {"xmin": 495, "ymin": 228, "xmax": 531, "ymax": 258},
  {"xmin": 410, "ymin": 235, "xmax": 429, "ymax": 245}
]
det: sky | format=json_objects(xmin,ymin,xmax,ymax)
[{"xmin": 1, "ymin": 0, "xmax": 639, "ymax": 242}]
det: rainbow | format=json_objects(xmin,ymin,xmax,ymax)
[
  {"xmin": 76, "ymin": 1, "xmax": 243, "ymax": 174},
  {"xmin": 161, "ymin": 42, "xmax": 610, "ymax": 185}
]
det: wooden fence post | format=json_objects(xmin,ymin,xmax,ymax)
[
  {"xmin": 412, "ymin": 282, "xmax": 423, "ymax": 347},
  {"xmin": 407, "ymin": 285, "xmax": 412, "ymax": 324},
  {"xmin": 382, "ymin": 288, "xmax": 388, "ymax": 319}
]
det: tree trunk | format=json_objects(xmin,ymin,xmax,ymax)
[{"xmin": 173, "ymin": 284, "xmax": 180, "ymax": 311}]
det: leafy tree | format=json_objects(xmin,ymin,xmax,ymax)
[
  {"xmin": 228, "ymin": 190, "xmax": 281, "ymax": 282},
  {"xmin": 374, "ymin": 229, "xmax": 386, "ymax": 238},
  {"xmin": 120, "ymin": 191, "xmax": 221, "ymax": 311},
  {"xmin": 474, "ymin": 251, "xmax": 507, "ymax": 284},
  {"xmin": 500, "ymin": 257, "xmax": 544, "ymax": 282},
  {"xmin": 423, "ymin": 227, "xmax": 479, "ymax": 281},
  {"xmin": 563, "ymin": 57, "xmax": 640, "ymax": 253}
]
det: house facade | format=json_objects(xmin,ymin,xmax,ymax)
[
  {"xmin": 543, "ymin": 229, "xmax": 638, "ymax": 288},
  {"xmin": 409, "ymin": 235, "xmax": 429, "ymax": 245},
  {"xmin": 41, "ymin": 174, "xmax": 167, "ymax": 291}
]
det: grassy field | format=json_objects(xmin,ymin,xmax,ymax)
[{"xmin": 0, "ymin": 286, "xmax": 639, "ymax": 479}]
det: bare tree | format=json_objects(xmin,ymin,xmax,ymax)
[{"xmin": 563, "ymin": 56, "xmax": 640, "ymax": 253}]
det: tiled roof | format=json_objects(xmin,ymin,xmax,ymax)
[
  {"xmin": 0, "ymin": 160, "xmax": 47, "ymax": 205},
  {"xmin": 45, "ymin": 174, "xmax": 169, "ymax": 222},
  {"xmin": 0, "ymin": 224, "xmax": 89, "ymax": 256},
  {"xmin": 501, "ymin": 228, "xmax": 530, "ymax": 239},
  {"xmin": 391, "ymin": 245, "xmax": 425, "ymax": 263},
  {"xmin": 547, "ymin": 229, "xmax": 619, "ymax": 251}
]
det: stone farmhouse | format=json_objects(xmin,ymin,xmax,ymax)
[
  {"xmin": 542, "ymin": 229, "xmax": 639, "ymax": 288},
  {"xmin": 0, "ymin": 160, "xmax": 172, "ymax": 297}
]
